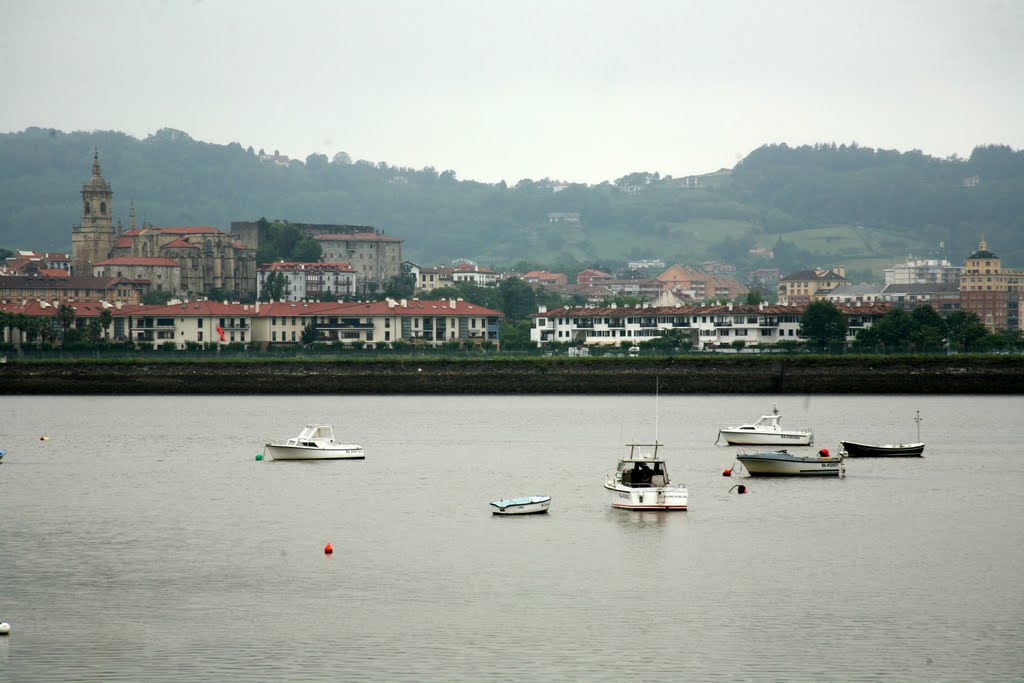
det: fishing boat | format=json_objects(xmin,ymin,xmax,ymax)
[
  {"xmin": 717, "ymin": 404, "xmax": 814, "ymax": 446},
  {"xmin": 839, "ymin": 411, "xmax": 926, "ymax": 457},
  {"xmin": 263, "ymin": 424, "xmax": 364, "ymax": 460},
  {"xmin": 735, "ymin": 447, "xmax": 845, "ymax": 477},
  {"xmin": 604, "ymin": 443, "xmax": 689, "ymax": 510},
  {"xmin": 489, "ymin": 495, "xmax": 551, "ymax": 515}
]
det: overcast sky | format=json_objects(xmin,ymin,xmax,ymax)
[{"xmin": 2, "ymin": 0, "xmax": 1022, "ymax": 184}]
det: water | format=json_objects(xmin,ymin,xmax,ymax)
[{"xmin": 1, "ymin": 394, "xmax": 1022, "ymax": 682}]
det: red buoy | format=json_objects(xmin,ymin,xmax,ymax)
[
  {"xmin": 324, "ymin": 543, "xmax": 333, "ymax": 555},
  {"xmin": 722, "ymin": 468, "xmax": 732, "ymax": 477}
]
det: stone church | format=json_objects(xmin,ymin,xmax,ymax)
[{"xmin": 72, "ymin": 153, "xmax": 257, "ymax": 300}]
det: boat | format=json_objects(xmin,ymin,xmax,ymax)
[
  {"xmin": 0, "ymin": 449, "xmax": 5, "ymax": 462},
  {"xmin": 839, "ymin": 441, "xmax": 924, "ymax": 457},
  {"xmin": 490, "ymin": 495, "xmax": 551, "ymax": 515},
  {"xmin": 604, "ymin": 443, "xmax": 689, "ymax": 510},
  {"xmin": 839, "ymin": 411, "xmax": 925, "ymax": 457},
  {"xmin": 717, "ymin": 404, "xmax": 814, "ymax": 446},
  {"xmin": 735, "ymin": 447, "xmax": 844, "ymax": 477},
  {"xmin": 263, "ymin": 424, "xmax": 364, "ymax": 460}
]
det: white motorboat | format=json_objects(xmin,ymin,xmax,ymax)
[
  {"xmin": 717, "ymin": 404, "xmax": 814, "ymax": 446},
  {"xmin": 604, "ymin": 443, "xmax": 689, "ymax": 511},
  {"xmin": 490, "ymin": 495, "xmax": 551, "ymax": 515},
  {"xmin": 263, "ymin": 424, "xmax": 364, "ymax": 460},
  {"xmin": 735, "ymin": 448, "xmax": 844, "ymax": 477}
]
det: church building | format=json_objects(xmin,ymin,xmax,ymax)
[{"xmin": 72, "ymin": 154, "xmax": 257, "ymax": 300}]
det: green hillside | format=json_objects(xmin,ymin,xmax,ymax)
[{"xmin": 1, "ymin": 128, "xmax": 1022, "ymax": 276}]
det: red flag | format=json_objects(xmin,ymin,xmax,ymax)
[{"xmin": 216, "ymin": 326, "xmax": 226, "ymax": 342}]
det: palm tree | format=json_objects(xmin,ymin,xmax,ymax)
[{"xmin": 99, "ymin": 308, "xmax": 113, "ymax": 341}]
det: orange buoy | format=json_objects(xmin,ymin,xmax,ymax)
[
  {"xmin": 324, "ymin": 543, "xmax": 333, "ymax": 555},
  {"xmin": 722, "ymin": 468, "xmax": 732, "ymax": 477}
]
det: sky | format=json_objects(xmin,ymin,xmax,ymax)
[{"xmin": 2, "ymin": 0, "xmax": 1023, "ymax": 184}]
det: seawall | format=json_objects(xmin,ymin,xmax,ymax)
[{"xmin": 2, "ymin": 356, "xmax": 1022, "ymax": 394}]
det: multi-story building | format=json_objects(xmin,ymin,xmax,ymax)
[
  {"xmin": 253, "ymin": 298, "xmax": 503, "ymax": 348},
  {"xmin": 522, "ymin": 271, "xmax": 568, "ymax": 286},
  {"xmin": 879, "ymin": 282, "xmax": 961, "ymax": 315},
  {"xmin": 529, "ymin": 302, "xmax": 889, "ymax": 350},
  {"xmin": 256, "ymin": 262, "xmax": 357, "ymax": 301},
  {"xmin": 2, "ymin": 250, "xmax": 72, "ymax": 276},
  {"xmin": 884, "ymin": 256, "xmax": 962, "ymax": 285},
  {"xmin": 777, "ymin": 267, "xmax": 847, "ymax": 305},
  {"xmin": 314, "ymin": 231, "xmax": 403, "ymax": 295},
  {"xmin": 0, "ymin": 275, "xmax": 142, "ymax": 305},
  {"xmin": 820, "ymin": 283, "xmax": 885, "ymax": 306},
  {"xmin": 958, "ymin": 239, "xmax": 1022, "ymax": 332}
]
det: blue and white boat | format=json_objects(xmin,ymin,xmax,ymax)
[
  {"xmin": 0, "ymin": 449, "xmax": 5, "ymax": 462},
  {"xmin": 490, "ymin": 495, "xmax": 551, "ymax": 515}
]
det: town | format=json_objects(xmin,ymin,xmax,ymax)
[{"xmin": 0, "ymin": 155, "xmax": 1021, "ymax": 354}]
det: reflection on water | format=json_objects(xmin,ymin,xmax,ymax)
[{"xmin": 0, "ymin": 394, "xmax": 1022, "ymax": 682}]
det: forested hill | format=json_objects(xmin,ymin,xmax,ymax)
[{"xmin": 1, "ymin": 127, "xmax": 1022, "ymax": 277}]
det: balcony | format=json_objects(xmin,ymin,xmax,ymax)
[{"xmin": 714, "ymin": 321, "xmax": 733, "ymax": 327}]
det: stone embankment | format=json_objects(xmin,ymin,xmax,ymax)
[{"xmin": 1, "ymin": 356, "xmax": 1022, "ymax": 394}]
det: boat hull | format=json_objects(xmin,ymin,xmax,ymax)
[
  {"xmin": 840, "ymin": 441, "xmax": 924, "ymax": 457},
  {"xmin": 737, "ymin": 453, "xmax": 843, "ymax": 476},
  {"xmin": 719, "ymin": 430, "xmax": 813, "ymax": 446},
  {"xmin": 490, "ymin": 497, "xmax": 551, "ymax": 515},
  {"xmin": 604, "ymin": 482, "xmax": 688, "ymax": 510},
  {"xmin": 264, "ymin": 444, "xmax": 365, "ymax": 460}
]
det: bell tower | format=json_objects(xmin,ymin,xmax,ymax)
[{"xmin": 72, "ymin": 151, "xmax": 116, "ymax": 275}]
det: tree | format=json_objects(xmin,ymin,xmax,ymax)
[
  {"xmin": 909, "ymin": 305, "xmax": 947, "ymax": 350},
  {"xmin": 331, "ymin": 151, "xmax": 352, "ymax": 165},
  {"xmin": 300, "ymin": 321, "xmax": 318, "ymax": 345},
  {"xmin": 498, "ymin": 320, "xmax": 533, "ymax": 350},
  {"xmin": 945, "ymin": 311, "xmax": 988, "ymax": 350},
  {"xmin": 744, "ymin": 290, "xmax": 764, "ymax": 306},
  {"xmin": 799, "ymin": 301, "xmax": 847, "ymax": 350},
  {"xmin": 98, "ymin": 308, "xmax": 113, "ymax": 341},
  {"xmin": 496, "ymin": 277, "xmax": 538, "ymax": 322},
  {"xmin": 142, "ymin": 290, "xmax": 173, "ymax": 305},
  {"xmin": 259, "ymin": 272, "xmax": 286, "ymax": 302},
  {"xmin": 290, "ymin": 238, "xmax": 321, "ymax": 263},
  {"xmin": 55, "ymin": 304, "xmax": 76, "ymax": 339}
]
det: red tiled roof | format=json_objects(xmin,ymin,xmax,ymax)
[
  {"xmin": 37, "ymin": 269, "xmax": 71, "ymax": 278},
  {"xmin": 532, "ymin": 302, "xmax": 891, "ymax": 318},
  {"xmin": 258, "ymin": 262, "xmax": 355, "ymax": 273}
]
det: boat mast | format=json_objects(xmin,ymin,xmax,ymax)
[{"xmin": 915, "ymin": 410, "xmax": 922, "ymax": 442}]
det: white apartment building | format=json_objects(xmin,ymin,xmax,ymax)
[
  {"xmin": 529, "ymin": 302, "xmax": 889, "ymax": 350},
  {"xmin": 884, "ymin": 257, "xmax": 963, "ymax": 285}
]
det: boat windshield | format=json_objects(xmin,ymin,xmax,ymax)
[{"xmin": 617, "ymin": 458, "xmax": 669, "ymax": 487}]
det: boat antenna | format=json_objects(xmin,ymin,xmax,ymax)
[
  {"xmin": 914, "ymin": 410, "xmax": 922, "ymax": 442},
  {"xmin": 655, "ymin": 376, "xmax": 660, "ymax": 443}
]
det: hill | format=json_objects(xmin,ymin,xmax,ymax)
[{"xmin": 1, "ymin": 128, "xmax": 1022, "ymax": 276}]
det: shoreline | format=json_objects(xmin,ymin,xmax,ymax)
[{"xmin": 1, "ymin": 356, "xmax": 1022, "ymax": 394}]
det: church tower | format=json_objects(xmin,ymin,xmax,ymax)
[{"xmin": 71, "ymin": 151, "xmax": 116, "ymax": 275}]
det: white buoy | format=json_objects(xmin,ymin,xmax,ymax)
[{"xmin": 0, "ymin": 622, "xmax": 10, "ymax": 635}]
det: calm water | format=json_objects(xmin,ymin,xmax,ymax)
[{"xmin": 1, "ymin": 394, "xmax": 1022, "ymax": 682}]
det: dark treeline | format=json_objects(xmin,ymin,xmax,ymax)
[{"xmin": 1, "ymin": 128, "xmax": 1022, "ymax": 271}]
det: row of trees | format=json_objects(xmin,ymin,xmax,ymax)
[
  {"xmin": 0, "ymin": 305, "xmax": 114, "ymax": 348},
  {"xmin": 799, "ymin": 301, "xmax": 1021, "ymax": 351}
]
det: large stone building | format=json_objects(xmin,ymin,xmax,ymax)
[
  {"xmin": 314, "ymin": 232, "xmax": 403, "ymax": 295},
  {"xmin": 72, "ymin": 155, "xmax": 256, "ymax": 300},
  {"xmin": 777, "ymin": 267, "xmax": 847, "ymax": 305},
  {"xmin": 959, "ymin": 239, "xmax": 1022, "ymax": 332}
]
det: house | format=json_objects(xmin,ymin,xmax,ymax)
[
  {"xmin": 522, "ymin": 271, "xmax": 568, "ymax": 287},
  {"xmin": 777, "ymin": 267, "xmax": 848, "ymax": 305},
  {"xmin": 256, "ymin": 262, "xmax": 357, "ymax": 301},
  {"xmin": 656, "ymin": 264, "xmax": 749, "ymax": 302},
  {"xmin": 575, "ymin": 269, "xmax": 614, "ymax": 287},
  {"xmin": 2, "ymin": 250, "xmax": 72, "ymax": 276},
  {"xmin": 412, "ymin": 265, "xmax": 455, "ymax": 292},
  {"xmin": 451, "ymin": 263, "xmax": 499, "ymax": 287}
]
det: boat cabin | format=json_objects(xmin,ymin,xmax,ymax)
[
  {"xmin": 287, "ymin": 424, "xmax": 337, "ymax": 447},
  {"xmin": 615, "ymin": 444, "xmax": 671, "ymax": 488}
]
